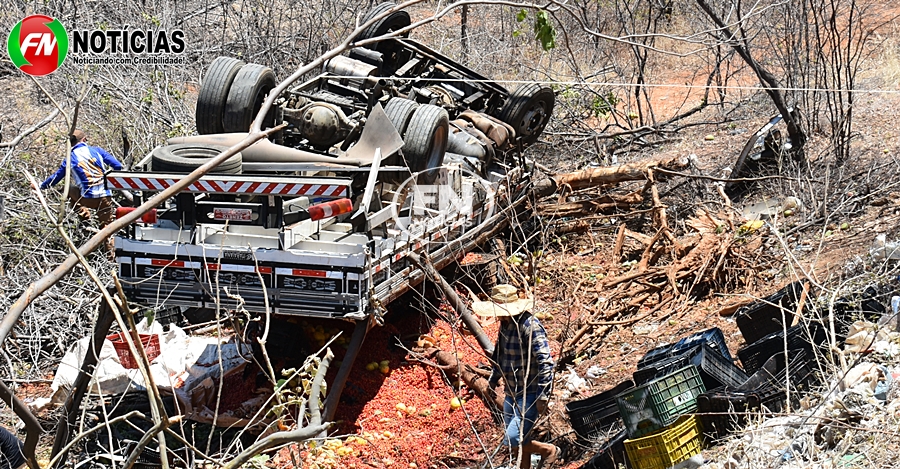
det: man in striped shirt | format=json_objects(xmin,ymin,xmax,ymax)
[
  {"xmin": 41, "ymin": 129, "xmax": 123, "ymax": 229},
  {"xmin": 475, "ymin": 284, "xmax": 559, "ymax": 469}
]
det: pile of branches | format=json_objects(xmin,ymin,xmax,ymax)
[{"xmin": 531, "ymin": 159, "xmax": 775, "ymax": 360}]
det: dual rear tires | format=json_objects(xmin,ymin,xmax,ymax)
[
  {"xmin": 384, "ymin": 98, "xmax": 449, "ymax": 183},
  {"xmin": 196, "ymin": 57, "xmax": 276, "ymax": 135}
]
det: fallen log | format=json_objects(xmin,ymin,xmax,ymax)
[
  {"xmin": 538, "ymin": 200, "xmax": 626, "ymax": 217},
  {"xmin": 552, "ymin": 155, "xmax": 690, "ymax": 191},
  {"xmin": 425, "ymin": 347, "xmax": 503, "ymax": 412}
]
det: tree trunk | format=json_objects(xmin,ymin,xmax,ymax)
[
  {"xmin": 461, "ymin": 5, "xmax": 469, "ymax": 57},
  {"xmin": 553, "ymin": 155, "xmax": 689, "ymax": 191},
  {"xmin": 694, "ymin": 0, "xmax": 807, "ymax": 152}
]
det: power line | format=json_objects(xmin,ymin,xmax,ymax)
[{"xmin": 324, "ymin": 74, "xmax": 900, "ymax": 94}]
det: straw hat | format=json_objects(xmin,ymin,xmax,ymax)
[{"xmin": 472, "ymin": 284, "xmax": 533, "ymax": 318}]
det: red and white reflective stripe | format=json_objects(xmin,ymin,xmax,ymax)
[
  {"xmin": 136, "ymin": 258, "xmax": 201, "ymax": 269},
  {"xmin": 206, "ymin": 263, "xmax": 272, "ymax": 274},
  {"xmin": 107, "ymin": 176, "xmax": 348, "ymax": 196},
  {"xmin": 275, "ymin": 268, "xmax": 343, "ymax": 279}
]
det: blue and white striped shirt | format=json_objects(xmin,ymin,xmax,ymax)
[
  {"xmin": 41, "ymin": 142, "xmax": 123, "ymax": 198},
  {"xmin": 489, "ymin": 313, "xmax": 555, "ymax": 400}
]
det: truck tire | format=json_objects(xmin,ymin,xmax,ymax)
[
  {"xmin": 223, "ymin": 64, "xmax": 277, "ymax": 133},
  {"xmin": 357, "ymin": 2, "xmax": 411, "ymax": 44},
  {"xmin": 151, "ymin": 143, "xmax": 242, "ymax": 174},
  {"xmin": 402, "ymin": 104, "xmax": 449, "ymax": 183},
  {"xmin": 381, "ymin": 98, "xmax": 420, "ymax": 179},
  {"xmin": 196, "ymin": 57, "xmax": 245, "ymax": 135},
  {"xmin": 497, "ymin": 83, "xmax": 555, "ymax": 145},
  {"xmin": 355, "ymin": 2, "xmax": 411, "ymax": 71},
  {"xmin": 384, "ymin": 97, "xmax": 419, "ymax": 135}
]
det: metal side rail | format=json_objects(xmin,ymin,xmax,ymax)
[
  {"xmin": 371, "ymin": 186, "xmax": 529, "ymax": 307},
  {"xmin": 106, "ymin": 171, "xmax": 351, "ymax": 197}
]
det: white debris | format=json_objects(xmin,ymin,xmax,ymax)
[
  {"xmin": 564, "ymin": 368, "xmax": 588, "ymax": 394},
  {"xmin": 585, "ymin": 365, "xmax": 607, "ymax": 379},
  {"xmin": 38, "ymin": 319, "xmax": 250, "ymax": 411}
]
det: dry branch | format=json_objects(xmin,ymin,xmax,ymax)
[
  {"xmin": 408, "ymin": 253, "xmax": 494, "ymax": 355},
  {"xmin": 50, "ymin": 300, "xmax": 115, "ymax": 463},
  {"xmin": 0, "ymin": 381, "xmax": 40, "ymax": 469},
  {"xmin": 424, "ymin": 347, "xmax": 501, "ymax": 411},
  {"xmin": 221, "ymin": 423, "xmax": 333, "ymax": 469},
  {"xmin": 559, "ymin": 206, "xmax": 766, "ymax": 360}
]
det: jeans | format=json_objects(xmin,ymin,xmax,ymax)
[{"xmin": 502, "ymin": 392, "xmax": 539, "ymax": 447}]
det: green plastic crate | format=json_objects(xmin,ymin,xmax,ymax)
[
  {"xmin": 615, "ymin": 365, "xmax": 705, "ymax": 438},
  {"xmin": 624, "ymin": 414, "xmax": 703, "ymax": 469}
]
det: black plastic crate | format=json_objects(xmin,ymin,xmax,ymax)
[
  {"xmin": 672, "ymin": 327, "xmax": 732, "ymax": 362},
  {"xmin": 696, "ymin": 389, "xmax": 761, "ymax": 440},
  {"xmin": 742, "ymin": 350, "xmax": 818, "ymax": 413},
  {"xmin": 636, "ymin": 343, "xmax": 676, "ymax": 370},
  {"xmin": 151, "ymin": 305, "xmax": 184, "ymax": 328},
  {"xmin": 636, "ymin": 327, "xmax": 731, "ymax": 371},
  {"xmin": 695, "ymin": 350, "xmax": 819, "ymax": 440},
  {"xmin": 580, "ymin": 429, "xmax": 630, "ymax": 469},
  {"xmin": 735, "ymin": 281, "xmax": 807, "ymax": 345},
  {"xmin": 737, "ymin": 322, "xmax": 826, "ymax": 375},
  {"xmin": 567, "ymin": 380, "xmax": 634, "ymax": 441},
  {"xmin": 831, "ymin": 287, "xmax": 886, "ymax": 341},
  {"xmin": 633, "ymin": 343, "xmax": 748, "ymax": 391}
]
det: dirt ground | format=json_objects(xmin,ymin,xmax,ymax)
[
  {"xmin": 5, "ymin": 5, "xmax": 900, "ymax": 468},
  {"xmin": 7, "ymin": 89, "xmax": 899, "ymax": 469}
]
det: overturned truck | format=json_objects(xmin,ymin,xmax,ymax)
[{"xmin": 106, "ymin": 3, "xmax": 554, "ymax": 419}]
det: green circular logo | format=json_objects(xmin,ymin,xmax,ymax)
[{"xmin": 7, "ymin": 15, "xmax": 68, "ymax": 76}]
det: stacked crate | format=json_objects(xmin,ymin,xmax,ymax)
[
  {"xmin": 695, "ymin": 281, "xmax": 831, "ymax": 441},
  {"xmin": 615, "ymin": 327, "xmax": 746, "ymax": 469}
]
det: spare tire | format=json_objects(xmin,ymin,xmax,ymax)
[
  {"xmin": 223, "ymin": 64, "xmax": 277, "ymax": 133},
  {"xmin": 196, "ymin": 57, "xmax": 245, "ymax": 135},
  {"xmin": 151, "ymin": 144, "xmax": 242, "ymax": 174}
]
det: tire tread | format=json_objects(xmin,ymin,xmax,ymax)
[{"xmin": 196, "ymin": 57, "xmax": 245, "ymax": 135}]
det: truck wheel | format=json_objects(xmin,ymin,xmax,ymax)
[
  {"xmin": 355, "ymin": 2, "xmax": 411, "ymax": 71},
  {"xmin": 384, "ymin": 97, "xmax": 419, "ymax": 162},
  {"xmin": 402, "ymin": 104, "xmax": 449, "ymax": 183},
  {"xmin": 196, "ymin": 57, "xmax": 245, "ymax": 135},
  {"xmin": 223, "ymin": 64, "xmax": 277, "ymax": 133},
  {"xmin": 357, "ymin": 2, "xmax": 411, "ymax": 44},
  {"xmin": 384, "ymin": 97, "xmax": 419, "ymax": 135},
  {"xmin": 151, "ymin": 143, "xmax": 243, "ymax": 174},
  {"xmin": 498, "ymin": 83, "xmax": 555, "ymax": 145}
]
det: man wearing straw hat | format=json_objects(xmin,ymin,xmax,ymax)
[{"xmin": 474, "ymin": 284, "xmax": 559, "ymax": 469}]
